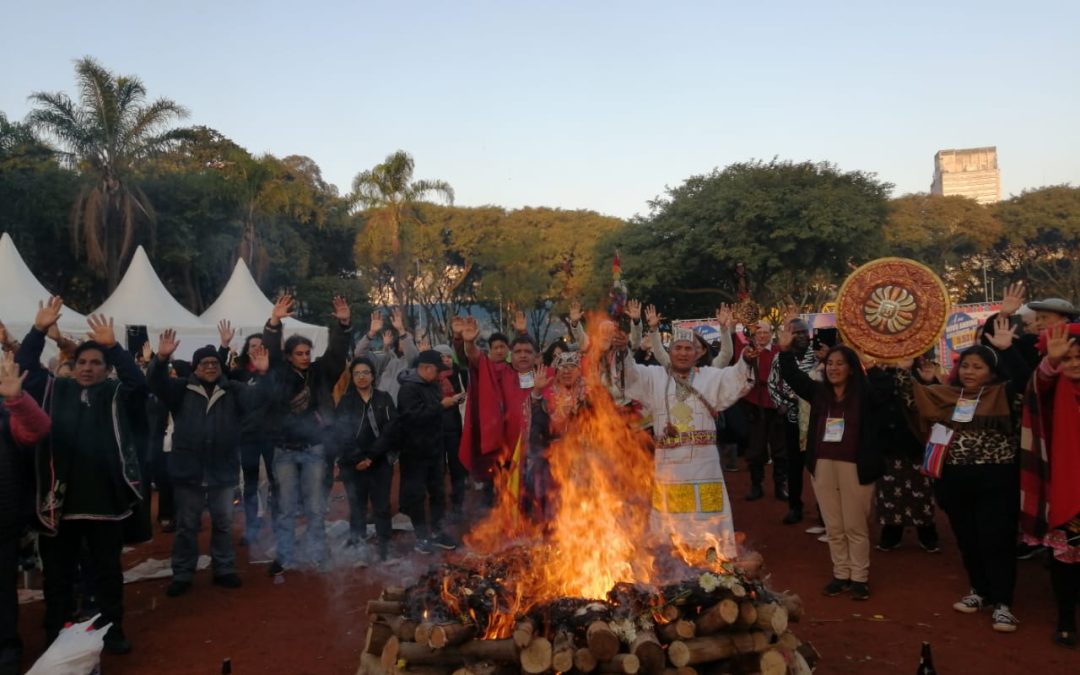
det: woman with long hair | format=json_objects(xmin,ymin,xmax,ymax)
[{"xmin": 777, "ymin": 320, "xmax": 886, "ymax": 601}]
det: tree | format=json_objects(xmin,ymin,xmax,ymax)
[
  {"xmin": 27, "ymin": 57, "xmax": 189, "ymax": 290},
  {"xmin": 992, "ymin": 185, "xmax": 1080, "ymax": 299},
  {"xmin": 886, "ymin": 193, "xmax": 1002, "ymax": 301},
  {"xmin": 610, "ymin": 159, "xmax": 892, "ymax": 317}
]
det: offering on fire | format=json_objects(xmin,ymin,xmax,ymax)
[{"xmin": 359, "ymin": 324, "xmax": 816, "ymax": 675}]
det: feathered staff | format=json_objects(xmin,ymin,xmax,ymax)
[{"xmin": 607, "ymin": 250, "xmax": 627, "ymax": 318}]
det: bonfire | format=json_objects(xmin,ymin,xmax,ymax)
[{"xmin": 360, "ymin": 326, "xmax": 817, "ymax": 675}]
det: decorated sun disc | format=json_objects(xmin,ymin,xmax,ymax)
[{"xmin": 835, "ymin": 257, "xmax": 951, "ymax": 361}]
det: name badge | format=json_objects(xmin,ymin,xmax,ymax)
[
  {"xmin": 823, "ymin": 417, "xmax": 845, "ymax": 442},
  {"xmin": 518, "ymin": 371, "xmax": 535, "ymax": 389},
  {"xmin": 952, "ymin": 396, "xmax": 978, "ymax": 423}
]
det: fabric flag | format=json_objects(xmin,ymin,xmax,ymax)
[{"xmin": 607, "ymin": 250, "xmax": 628, "ymax": 318}]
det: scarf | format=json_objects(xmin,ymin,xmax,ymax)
[
  {"xmin": 1020, "ymin": 355, "xmax": 1080, "ymax": 537},
  {"xmin": 910, "ymin": 380, "xmax": 1013, "ymax": 439}
]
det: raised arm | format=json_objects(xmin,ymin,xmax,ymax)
[
  {"xmin": 85, "ymin": 315, "xmax": 146, "ymax": 396},
  {"xmin": 1, "ymin": 353, "xmax": 50, "ymax": 446}
]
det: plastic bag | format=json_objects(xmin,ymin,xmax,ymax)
[{"xmin": 26, "ymin": 613, "xmax": 109, "ymax": 675}]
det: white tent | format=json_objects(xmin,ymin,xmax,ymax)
[
  {"xmin": 91, "ymin": 246, "xmax": 219, "ymax": 361},
  {"xmin": 0, "ymin": 232, "xmax": 88, "ymax": 340},
  {"xmin": 200, "ymin": 258, "xmax": 328, "ymax": 355}
]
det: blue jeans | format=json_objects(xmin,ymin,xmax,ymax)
[
  {"xmin": 272, "ymin": 444, "xmax": 328, "ymax": 566},
  {"xmin": 172, "ymin": 484, "xmax": 236, "ymax": 582},
  {"xmin": 239, "ymin": 439, "xmax": 276, "ymax": 541}
]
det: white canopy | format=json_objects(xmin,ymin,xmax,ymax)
[
  {"xmin": 0, "ymin": 232, "xmax": 87, "ymax": 336},
  {"xmin": 91, "ymin": 246, "xmax": 219, "ymax": 360},
  {"xmin": 200, "ymin": 258, "xmax": 328, "ymax": 355}
]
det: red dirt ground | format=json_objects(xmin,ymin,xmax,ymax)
[{"xmin": 16, "ymin": 468, "xmax": 1078, "ymax": 674}]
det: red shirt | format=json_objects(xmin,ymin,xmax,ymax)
[
  {"xmin": 742, "ymin": 346, "xmax": 777, "ymax": 409},
  {"xmin": 815, "ymin": 394, "xmax": 860, "ymax": 463}
]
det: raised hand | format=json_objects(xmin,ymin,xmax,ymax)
[
  {"xmin": 156, "ymin": 329, "xmax": 180, "ymax": 360},
  {"xmin": 381, "ymin": 330, "xmax": 396, "ymax": 349},
  {"xmin": 248, "ymin": 343, "xmax": 270, "ymax": 373},
  {"xmin": 985, "ymin": 315, "xmax": 1017, "ymax": 351},
  {"xmin": 742, "ymin": 344, "xmax": 761, "ymax": 364},
  {"xmin": 141, "ymin": 340, "xmax": 153, "ymax": 363},
  {"xmin": 0, "ymin": 352, "xmax": 26, "ymax": 399},
  {"xmin": 417, "ymin": 334, "xmax": 431, "ymax": 351},
  {"xmin": 271, "ymin": 294, "xmax": 295, "ymax": 325},
  {"xmin": 355, "ymin": 458, "xmax": 373, "ymax": 471},
  {"xmin": 368, "ymin": 311, "xmax": 384, "ymax": 338},
  {"xmin": 532, "ymin": 365, "xmax": 550, "ymax": 392},
  {"xmin": 390, "ymin": 307, "xmax": 406, "ymax": 333},
  {"xmin": 460, "ymin": 317, "xmax": 480, "ymax": 343},
  {"xmin": 450, "ymin": 315, "xmax": 465, "ymax": 338},
  {"xmin": 644, "ymin": 305, "xmax": 663, "ymax": 331},
  {"xmin": 1000, "ymin": 281, "xmax": 1025, "ymax": 317},
  {"xmin": 569, "ymin": 301, "xmax": 584, "ymax": 326},
  {"xmin": 776, "ymin": 321, "xmax": 794, "ymax": 352},
  {"xmin": 715, "ymin": 304, "xmax": 734, "ymax": 330},
  {"xmin": 331, "ymin": 295, "xmax": 351, "ymax": 325},
  {"xmin": 85, "ymin": 314, "xmax": 117, "ymax": 347},
  {"xmin": 217, "ymin": 319, "xmax": 235, "ymax": 347},
  {"xmin": 625, "ymin": 299, "xmax": 642, "ymax": 322},
  {"xmin": 915, "ymin": 358, "xmax": 939, "ymax": 382},
  {"xmin": 1045, "ymin": 323, "xmax": 1074, "ymax": 366},
  {"xmin": 512, "ymin": 309, "xmax": 527, "ymax": 334},
  {"xmin": 34, "ymin": 296, "xmax": 64, "ymax": 332}
]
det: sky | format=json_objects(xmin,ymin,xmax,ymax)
[{"xmin": 2, "ymin": 0, "xmax": 1078, "ymax": 220}]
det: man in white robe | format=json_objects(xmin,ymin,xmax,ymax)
[{"xmin": 623, "ymin": 326, "xmax": 754, "ymax": 559}]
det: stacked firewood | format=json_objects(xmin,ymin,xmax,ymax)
[{"xmin": 357, "ymin": 559, "xmax": 818, "ymax": 675}]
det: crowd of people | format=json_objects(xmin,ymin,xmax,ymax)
[{"xmin": 0, "ymin": 279, "xmax": 1078, "ymax": 673}]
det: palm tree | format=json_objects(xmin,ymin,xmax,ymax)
[
  {"xmin": 27, "ymin": 56, "xmax": 188, "ymax": 290},
  {"xmin": 350, "ymin": 150, "xmax": 454, "ymax": 255}
]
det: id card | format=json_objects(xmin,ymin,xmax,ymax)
[
  {"xmin": 823, "ymin": 417, "xmax": 845, "ymax": 442},
  {"xmin": 518, "ymin": 371, "xmax": 535, "ymax": 389},
  {"xmin": 952, "ymin": 396, "xmax": 978, "ymax": 423}
]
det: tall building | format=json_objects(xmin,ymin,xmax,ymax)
[{"xmin": 930, "ymin": 146, "xmax": 1001, "ymax": 204}]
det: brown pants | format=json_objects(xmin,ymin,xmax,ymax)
[{"xmin": 811, "ymin": 459, "xmax": 874, "ymax": 583}]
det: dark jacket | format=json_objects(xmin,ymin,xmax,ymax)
[
  {"xmin": 778, "ymin": 351, "xmax": 887, "ymax": 485},
  {"xmin": 264, "ymin": 319, "xmax": 351, "ymax": 449},
  {"xmin": 396, "ymin": 369, "xmax": 445, "ymax": 459},
  {"xmin": 439, "ymin": 366, "xmax": 468, "ymax": 435},
  {"xmin": 334, "ymin": 387, "xmax": 397, "ymax": 466},
  {"xmin": 147, "ymin": 359, "xmax": 271, "ymax": 487},
  {"xmin": 0, "ymin": 395, "xmax": 49, "ymax": 537}
]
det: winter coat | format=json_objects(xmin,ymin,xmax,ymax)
[
  {"xmin": 334, "ymin": 387, "xmax": 398, "ymax": 466},
  {"xmin": 396, "ymin": 369, "xmax": 445, "ymax": 459}
]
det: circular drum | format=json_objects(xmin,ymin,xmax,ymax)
[{"xmin": 835, "ymin": 257, "xmax": 951, "ymax": 361}]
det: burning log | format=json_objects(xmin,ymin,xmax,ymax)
[
  {"xmin": 693, "ymin": 599, "xmax": 739, "ymax": 635},
  {"xmin": 519, "ymin": 637, "xmax": 552, "ymax": 674},
  {"xmin": 586, "ymin": 621, "xmax": 620, "ymax": 661},
  {"xmin": 393, "ymin": 638, "xmax": 520, "ymax": 666},
  {"xmin": 598, "ymin": 654, "xmax": 640, "ymax": 675},
  {"xmin": 512, "ymin": 620, "xmax": 535, "ymax": 649},
  {"xmin": 657, "ymin": 619, "xmax": 695, "ymax": 643},
  {"xmin": 730, "ymin": 552, "xmax": 764, "ymax": 580},
  {"xmin": 574, "ymin": 647, "xmax": 599, "ymax": 673},
  {"xmin": 629, "ymin": 630, "xmax": 665, "ymax": 675},
  {"xmin": 429, "ymin": 624, "xmax": 477, "ymax": 649},
  {"xmin": 658, "ymin": 605, "xmax": 681, "ymax": 623}
]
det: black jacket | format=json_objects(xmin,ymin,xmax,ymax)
[
  {"xmin": 396, "ymin": 369, "xmax": 445, "ymax": 459},
  {"xmin": 147, "ymin": 359, "xmax": 272, "ymax": 487},
  {"xmin": 264, "ymin": 319, "xmax": 351, "ymax": 449},
  {"xmin": 334, "ymin": 388, "xmax": 397, "ymax": 466},
  {"xmin": 778, "ymin": 351, "xmax": 887, "ymax": 485}
]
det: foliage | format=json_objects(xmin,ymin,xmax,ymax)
[{"xmin": 991, "ymin": 185, "xmax": 1080, "ymax": 300}]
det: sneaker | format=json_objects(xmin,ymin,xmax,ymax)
[
  {"xmin": 918, "ymin": 539, "xmax": 942, "ymax": 554},
  {"xmin": 817, "ymin": 534, "xmax": 829, "ymax": 543},
  {"xmin": 781, "ymin": 508, "xmax": 803, "ymax": 525},
  {"xmin": 1054, "ymin": 630, "xmax": 1078, "ymax": 648},
  {"xmin": 431, "ymin": 532, "xmax": 458, "ymax": 551},
  {"xmin": 875, "ymin": 540, "xmax": 901, "ymax": 552},
  {"xmin": 774, "ymin": 484, "xmax": 789, "ymax": 502},
  {"xmin": 805, "ymin": 525, "xmax": 826, "ymax": 535},
  {"xmin": 414, "ymin": 539, "xmax": 434, "ymax": 555},
  {"xmin": 268, "ymin": 560, "xmax": 285, "ymax": 577},
  {"xmin": 213, "ymin": 574, "xmax": 242, "ymax": 589},
  {"xmin": 823, "ymin": 578, "xmax": 851, "ymax": 596},
  {"xmin": 849, "ymin": 582, "xmax": 870, "ymax": 601},
  {"xmin": 165, "ymin": 580, "xmax": 191, "ymax": 598},
  {"xmin": 953, "ymin": 591, "xmax": 985, "ymax": 614},
  {"xmin": 991, "ymin": 604, "xmax": 1019, "ymax": 633}
]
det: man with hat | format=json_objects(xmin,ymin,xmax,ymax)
[
  {"xmin": 397, "ymin": 350, "xmax": 465, "ymax": 553},
  {"xmin": 623, "ymin": 319, "xmax": 756, "ymax": 559},
  {"xmin": 1029, "ymin": 298, "xmax": 1079, "ymax": 331},
  {"xmin": 147, "ymin": 331, "xmax": 273, "ymax": 597}
]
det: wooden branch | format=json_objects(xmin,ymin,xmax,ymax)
[
  {"xmin": 587, "ymin": 621, "xmax": 620, "ymax": 661},
  {"xmin": 694, "ymin": 599, "xmax": 739, "ymax": 635},
  {"xmin": 520, "ymin": 637, "xmax": 552, "ymax": 675},
  {"xmin": 657, "ymin": 620, "xmax": 695, "ymax": 643}
]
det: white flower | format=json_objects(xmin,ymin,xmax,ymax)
[{"xmin": 699, "ymin": 572, "xmax": 721, "ymax": 593}]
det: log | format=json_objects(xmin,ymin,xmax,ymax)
[
  {"xmin": 795, "ymin": 642, "xmax": 820, "ymax": 669},
  {"xmin": 658, "ymin": 620, "xmax": 695, "ymax": 643},
  {"xmin": 513, "ymin": 619, "xmax": 536, "ymax": 649},
  {"xmin": 680, "ymin": 634, "xmax": 737, "ymax": 664},
  {"xmin": 774, "ymin": 632, "xmax": 801, "ymax": 652},
  {"xmin": 587, "ymin": 621, "xmax": 620, "ymax": 661},
  {"xmin": 397, "ymin": 619, "xmax": 420, "ymax": 642},
  {"xmin": 659, "ymin": 605, "xmax": 681, "ymax": 622},
  {"xmin": 415, "ymin": 622, "xmax": 435, "ymax": 647},
  {"xmin": 752, "ymin": 604, "xmax": 788, "ymax": 636},
  {"xmin": 662, "ymin": 668, "xmax": 697, "ymax": 675},
  {"xmin": 731, "ymin": 552, "xmax": 764, "ymax": 580},
  {"xmin": 429, "ymin": 624, "xmax": 477, "ymax": 649},
  {"xmin": 630, "ymin": 630, "xmax": 665, "ymax": 675},
  {"xmin": 367, "ymin": 600, "xmax": 404, "ymax": 615},
  {"xmin": 574, "ymin": 647, "xmax": 599, "ymax": 673},
  {"xmin": 382, "ymin": 586, "xmax": 407, "ymax": 601},
  {"xmin": 365, "ymin": 622, "xmax": 395, "ymax": 656},
  {"xmin": 777, "ymin": 592, "xmax": 804, "ymax": 623},
  {"xmin": 395, "ymin": 639, "xmax": 519, "ymax": 666},
  {"xmin": 666, "ymin": 641, "xmax": 690, "ymax": 668},
  {"xmin": 694, "ymin": 599, "xmax": 739, "ymax": 635},
  {"xmin": 729, "ymin": 632, "xmax": 754, "ymax": 656},
  {"xmin": 398, "ymin": 668, "xmax": 453, "ymax": 675},
  {"xmin": 735, "ymin": 601, "xmax": 757, "ymax": 631},
  {"xmin": 380, "ymin": 635, "xmax": 401, "ymax": 671},
  {"xmin": 359, "ymin": 652, "xmax": 388, "ymax": 675},
  {"xmin": 520, "ymin": 637, "xmax": 553, "ymax": 674},
  {"xmin": 552, "ymin": 630, "xmax": 575, "ymax": 673},
  {"xmin": 598, "ymin": 654, "xmax": 640, "ymax": 675}
]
